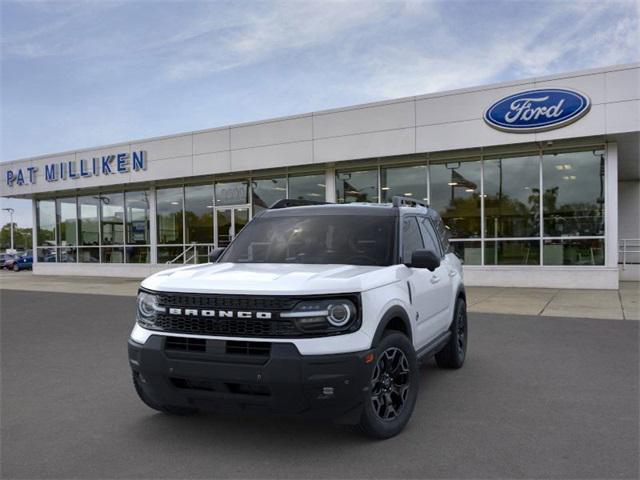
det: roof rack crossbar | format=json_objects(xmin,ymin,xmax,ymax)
[
  {"xmin": 392, "ymin": 196, "xmax": 429, "ymax": 209},
  {"xmin": 269, "ymin": 198, "xmax": 331, "ymax": 209}
]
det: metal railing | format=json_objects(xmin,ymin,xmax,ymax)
[{"xmin": 619, "ymin": 238, "xmax": 640, "ymax": 269}]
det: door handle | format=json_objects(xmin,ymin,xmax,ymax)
[{"xmin": 430, "ymin": 275, "xmax": 441, "ymax": 284}]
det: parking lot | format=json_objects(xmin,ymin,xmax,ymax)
[{"xmin": 1, "ymin": 289, "xmax": 638, "ymax": 479}]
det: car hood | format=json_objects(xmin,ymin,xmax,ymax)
[{"xmin": 141, "ymin": 262, "xmax": 405, "ymax": 295}]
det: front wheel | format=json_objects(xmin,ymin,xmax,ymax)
[
  {"xmin": 358, "ymin": 331, "xmax": 419, "ymax": 439},
  {"xmin": 12, "ymin": 264, "xmax": 19, "ymax": 272},
  {"xmin": 435, "ymin": 298, "xmax": 467, "ymax": 369}
]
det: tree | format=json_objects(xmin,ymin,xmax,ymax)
[{"xmin": 0, "ymin": 223, "xmax": 32, "ymax": 251}]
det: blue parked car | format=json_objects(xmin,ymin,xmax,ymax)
[{"xmin": 13, "ymin": 252, "xmax": 33, "ymax": 271}]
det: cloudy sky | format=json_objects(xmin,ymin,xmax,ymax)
[{"xmin": 1, "ymin": 0, "xmax": 639, "ymax": 227}]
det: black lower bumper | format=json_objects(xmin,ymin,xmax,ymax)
[{"xmin": 128, "ymin": 336, "xmax": 374, "ymax": 422}]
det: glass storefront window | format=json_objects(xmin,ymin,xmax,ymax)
[
  {"xmin": 252, "ymin": 177, "xmax": 286, "ymax": 212},
  {"xmin": 157, "ymin": 187, "xmax": 183, "ymax": 244},
  {"xmin": 56, "ymin": 198, "xmax": 77, "ymax": 246},
  {"xmin": 77, "ymin": 196, "xmax": 100, "ymax": 246},
  {"xmin": 215, "ymin": 181, "xmax": 248, "ymax": 206},
  {"xmin": 126, "ymin": 246, "xmax": 150, "ymax": 264},
  {"xmin": 381, "ymin": 165, "xmax": 428, "ymax": 203},
  {"xmin": 59, "ymin": 246, "xmax": 76, "ymax": 263},
  {"xmin": 543, "ymin": 238, "xmax": 604, "ymax": 265},
  {"xmin": 484, "ymin": 155, "xmax": 540, "ymax": 238},
  {"xmin": 101, "ymin": 246, "xmax": 124, "ymax": 263},
  {"xmin": 77, "ymin": 247, "xmax": 99, "ymax": 263},
  {"xmin": 336, "ymin": 169, "xmax": 378, "ymax": 203},
  {"xmin": 100, "ymin": 193, "xmax": 124, "ymax": 245},
  {"xmin": 449, "ymin": 241, "xmax": 482, "ymax": 265},
  {"xmin": 36, "ymin": 200, "xmax": 56, "ymax": 246},
  {"xmin": 430, "ymin": 160, "xmax": 481, "ymax": 238},
  {"xmin": 288, "ymin": 173, "xmax": 325, "ymax": 201},
  {"xmin": 542, "ymin": 150, "xmax": 605, "ymax": 237},
  {"xmin": 484, "ymin": 240, "xmax": 540, "ymax": 265},
  {"xmin": 158, "ymin": 246, "xmax": 183, "ymax": 264},
  {"xmin": 185, "ymin": 184, "xmax": 214, "ymax": 244},
  {"xmin": 125, "ymin": 191, "xmax": 150, "ymax": 245},
  {"xmin": 37, "ymin": 246, "xmax": 57, "ymax": 262},
  {"xmin": 196, "ymin": 246, "xmax": 213, "ymax": 264}
]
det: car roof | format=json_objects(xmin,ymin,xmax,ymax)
[
  {"xmin": 260, "ymin": 202, "xmax": 439, "ymax": 218},
  {"xmin": 262, "ymin": 203, "xmax": 397, "ymax": 217}
]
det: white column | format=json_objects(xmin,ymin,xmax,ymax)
[
  {"xmin": 149, "ymin": 186, "xmax": 158, "ymax": 264},
  {"xmin": 325, "ymin": 165, "xmax": 336, "ymax": 203},
  {"xmin": 605, "ymin": 142, "xmax": 618, "ymax": 270},
  {"xmin": 31, "ymin": 199, "xmax": 37, "ymax": 265}
]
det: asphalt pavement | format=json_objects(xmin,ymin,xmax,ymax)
[{"xmin": 1, "ymin": 289, "xmax": 638, "ymax": 479}]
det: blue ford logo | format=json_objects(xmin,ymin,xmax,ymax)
[{"xmin": 484, "ymin": 88, "xmax": 591, "ymax": 133}]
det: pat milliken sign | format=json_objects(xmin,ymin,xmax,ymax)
[
  {"xmin": 484, "ymin": 88, "xmax": 591, "ymax": 133},
  {"xmin": 4, "ymin": 151, "xmax": 147, "ymax": 187}
]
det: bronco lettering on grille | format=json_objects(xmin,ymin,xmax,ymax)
[{"xmin": 166, "ymin": 308, "xmax": 272, "ymax": 320}]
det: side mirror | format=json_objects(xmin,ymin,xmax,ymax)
[
  {"xmin": 208, "ymin": 247, "xmax": 226, "ymax": 263},
  {"xmin": 407, "ymin": 249, "xmax": 440, "ymax": 271}
]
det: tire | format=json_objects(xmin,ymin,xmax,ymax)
[
  {"xmin": 132, "ymin": 373, "xmax": 198, "ymax": 415},
  {"xmin": 357, "ymin": 331, "xmax": 419, "ymax": 439},
  {"xmin": 435, "ymin": 298, "xmax": 467, "ymax": 369},
  {"xmin": 13, "ymin": 264, "xmax": 19, "ymax": 272}
]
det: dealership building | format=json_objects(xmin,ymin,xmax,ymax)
[{"xmin": 1, "ymin": 63, "xmax": 638, "ymax": 289}]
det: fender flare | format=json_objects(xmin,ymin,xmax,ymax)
[
  {"xmin": 371, "ymin": 305, "xmax": 413, "ymax": 347},
  {"xmin": 443, "ymin": 284, "xmax": 467, "ymax": 331},
  {"xmin": 457, "ymin": 285, "xmax": 466, "ymax": 302}
]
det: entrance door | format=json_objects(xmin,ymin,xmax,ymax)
[{"xmin": 216, "ymin": 207, "xmax": 250, "ymax": 248}]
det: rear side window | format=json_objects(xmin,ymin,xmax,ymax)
[
  {"xmin": 402, "ymin": 217, "xmax": 424, "ymax": 263},
  {"xmin": 419, "ymin": 217, "xmax": 443, "ymax": 257}
]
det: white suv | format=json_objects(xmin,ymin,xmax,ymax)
[{"xmin": 128, "ymin": 197, "xmax": 467, "ymax": 438}]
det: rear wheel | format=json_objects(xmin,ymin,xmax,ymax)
[
  {"xmin": 358, "ymin": 331, "xmax": 418, "ymax": 439},
  {"xmin": 132, "ymin": 373, "xmax": 198, "ymax": 415},
  {"xmin": 435, "ymin": 298, "xmax": 467, "ymax": 369}
]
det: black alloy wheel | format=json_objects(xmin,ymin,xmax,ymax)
[
  {"xmin": 370, "ymin": 347, "xmax": 411, "ymax": 420},
  {"xmin": 358, "ymin": 331, "xmax": 418, "ymax": 439}
]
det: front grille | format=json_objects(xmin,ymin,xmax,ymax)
[
  {"xmin": 155, "ymin": 314, "xmax": 298, "ymax": 337},
  {"xmin": 165, "ymin": 337, "xmax": 206, "ymax": 352},
  {"xmin": 226, "ymin": 340, "xmax": 271, "ymax": 356},
  {"xmin": 145, "ymin": 291, "xmax": 361, "ymax": 338},
  {"xmin": 170, "ymin": 378, "xmax": 271, "ymax": 396},
  {"xmin": 156, "ymin": 293, "xmax": 298, "ymax": 311}
]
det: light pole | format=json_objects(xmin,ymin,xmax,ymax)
[{"xmin": 2, "ymin": 207, "xmax": 15, "ymax": 251}]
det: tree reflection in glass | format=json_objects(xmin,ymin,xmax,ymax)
[
  {"xmin": 430, "ymin": 160, "xmax": 481, "ymax": 238},
  {"xmin": 484, "ymin": 155, "xmax": 540, "ymax": 238}
]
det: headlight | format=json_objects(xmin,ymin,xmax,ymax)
[
  {"xmin": 136, "ymin": 291, "xmax": 165, "ymax": 329},
  {"xmin": 281, "ymin": 298, "xmax": 358, "ymax": 333}
]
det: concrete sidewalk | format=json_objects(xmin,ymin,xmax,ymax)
[
  {"xmin": 1, "ymin": 271, "xmax": 638, "ymax": 320},
  {"xmin": 467, "ymin": 283, "xmax": 639, "ymax": 320}
]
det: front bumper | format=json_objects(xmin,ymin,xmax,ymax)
[{"xmin": 128, "ymin": 335, "xmax": 374, "ymax": 421}]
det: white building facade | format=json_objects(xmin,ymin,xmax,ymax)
[{"xmin": 2, "ymin": 63, "xmax": 639, "ymax": 289}]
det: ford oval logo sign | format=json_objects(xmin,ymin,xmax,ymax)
[{"xmin": 484, "ymin": 88, "xmax": 591, "ymax": 133}]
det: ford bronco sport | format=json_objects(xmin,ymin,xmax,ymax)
[{"xmin": 128, "ymin": 196, "xmax": 467, "ymax": 438}]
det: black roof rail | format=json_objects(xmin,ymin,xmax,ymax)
[
  {"xmin": 392, "ymin": 196, "xmax": 429, "ymax": 209},
  {"xmin": 269, "ymin": 198, "xmax": 331, "ymax": 209}
]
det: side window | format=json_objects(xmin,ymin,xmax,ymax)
[
  {"xmin": 419, "ymin": 217, "xmax": 443, "ymax": 257},
  {"xmin": 402, "ymin": 217, "xmax": 424, "ymax": 263}
]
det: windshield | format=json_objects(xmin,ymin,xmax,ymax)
[{"xmin": 220, "ymin": 214, "xmax": 396, "ymax": 266}]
